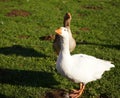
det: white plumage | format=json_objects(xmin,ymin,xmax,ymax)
[{"xmin": 55, "ymin": 27, "xmax": 114, "ymax": 98}]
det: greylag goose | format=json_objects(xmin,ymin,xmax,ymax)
[
  {"xmin": 53, "ymin": 13, "xmax": 76, "ymax": 54},
  {"xmin": 55, "ymin": 27, "xmax": 115, "ymax": 98}
]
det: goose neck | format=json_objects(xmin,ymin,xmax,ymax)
[{"xmin": 60, "ymin": 37, "xmax": 70, "ymax": 55}]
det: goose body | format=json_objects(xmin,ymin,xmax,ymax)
[
  {"xmin": 55, "ymin": 27, "xmax": 115, "ymax": 98},
  {"xmin": 57, "ymin": 53, "xmax": 114, "ymax": 84}
]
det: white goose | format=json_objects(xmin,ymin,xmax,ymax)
[{"xmin": 55, "ymin": 27, "xmax": 115, "ymax": 98}]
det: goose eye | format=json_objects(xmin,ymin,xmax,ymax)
[{"xmin": 64, "ymin": 29, "xmax": 67, "ymax": 31}]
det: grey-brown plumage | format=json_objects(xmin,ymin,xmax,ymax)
[{"xmin": 53, "ymin": 13, "xmax": 76, "ymax": 54}]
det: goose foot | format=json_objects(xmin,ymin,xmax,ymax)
[{"xmin": 69, "ymin": 83, "xmax": 85, "ymax": 98}]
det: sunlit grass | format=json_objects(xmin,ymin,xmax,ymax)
[{"xmin": 0, "ymin": 0, "xmax": 120, "ymax": 98}]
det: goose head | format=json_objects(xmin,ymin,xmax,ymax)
[{"xmin": 55, "ymin": 27, "xmax": 69, "ymax": 39}]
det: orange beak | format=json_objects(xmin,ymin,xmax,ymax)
[{"xmin": 55, "ymin": 28, "xmax": 62, "ymax": 35}]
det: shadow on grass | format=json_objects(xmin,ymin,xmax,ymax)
[
  {"xmin": 0, "ymin": 93, "xmax": 12, "ymax": 98},
  {"xmin": 77, "ymin": 41, "xmax": 120, "ymax": 50},
  {"xmin": 0, "ymin": 68, "xmax": 59, "ymax": 88},
  {"xmin": 0, "ymin": 45, "xmax": 47, "ymax": 57}
]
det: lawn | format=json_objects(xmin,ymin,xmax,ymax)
[{"xmin": 0, "ymin": 0, "xmax": 120, "ymax": 98}]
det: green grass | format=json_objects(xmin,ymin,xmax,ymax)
[{"xmin": 0, "ymin": 0, "xmax": 120, "ymax": 98}]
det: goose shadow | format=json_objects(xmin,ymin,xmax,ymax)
[
  {"xmin": 77, "ymin": 41, "xmax": 120, "ymax": 50},
  {"xmin": 0, "ymin": 68, "xmax": 59, "ymax": 88},
  {"xmin": 0, "ymin": 45, "xmax": 47, "ymax": 57}
]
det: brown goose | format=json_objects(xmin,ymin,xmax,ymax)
[{"xmin": 53, "ymin": 13, "xmax": 76, "ymax": 54}]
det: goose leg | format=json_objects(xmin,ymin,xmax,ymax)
[{"xmin": 69, "ymin": 83, "xmax": 85, "ymax": 98}]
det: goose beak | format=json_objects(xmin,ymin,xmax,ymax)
[
  {"xmin": 55, "ymin": 28, "xmax": 62, "ymax": 35},
  {"xmin": 67, "ymin": 13, "xmax": 71, "ymax": 18}
]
